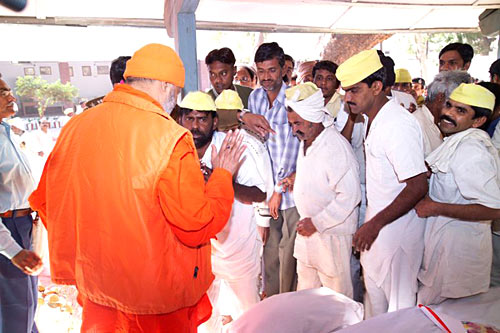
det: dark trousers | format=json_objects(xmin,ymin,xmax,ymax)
[
  {"xmin": 0, "ymin": 214, "xmax": 38, "ymax": 333},
  {"xmin": 263, "ymin": 207, "xmax": 299, "ymax": 297}
]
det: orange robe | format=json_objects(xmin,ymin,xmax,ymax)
[{"xmin": 29, "ymin": 84, "xmax": 234, "ymax": 332}]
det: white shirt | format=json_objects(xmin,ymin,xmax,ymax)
[
  {"xmin": 360, "ymin": 99, "xmax": 427, "ymax": 285},
  {"xmin": 293, "ymin": 126, "xmax": 361, "ymax": 276},
  {"xmin": 412, "ymin": 105, "xmax": 443, "ymax": 157},
  {"xmin": 335, "ymin": 103, "xmax": 366, "ymax": 184},
  {"xmin": 391, "ymin": 89, "xmax": 417, "ymax": 110},
  {"xmin": 0, "ymin": 122, "xmax": 36, "ymax": 259},
  {"xmin": 25, "ymin": 128, "xmax": 57, "ymax": 158},
  {"xmin": 201, "ymin": 131, "xmax": 268, "ymax": 279},
  {"xmin": 493, "ymin": 120, "xmax": 500, "ymax": 150},
  {"xmin": 419, "ymin": 132, "xmax": 500, "ymax": 298}
]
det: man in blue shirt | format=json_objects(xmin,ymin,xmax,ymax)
[
  {"xmin": 0, "ymin": 78, "xmax": 42, "ymax": 333},
  {"xmin": 240, "ymin": 42, "xmax": 300, "ymax": 296}
]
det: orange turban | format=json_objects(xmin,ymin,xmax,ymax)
[{"xmin": 124, "ymin": 43, "xmax": 185, "ymax": 88}]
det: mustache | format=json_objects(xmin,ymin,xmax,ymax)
[
  {"xmin": 295, "ymin": 130, "xmax": 305, "ymax": 137},
  {"xmin": 440, "ymin": 115, "xmax": 457, "ymax": 126},
  {"xmin": 191, "ymin": 129, "xmax": 203, "ymax": 136}
]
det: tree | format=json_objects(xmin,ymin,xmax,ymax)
[
  {"xmin": 15, "ymin": 76, "xmax": 79, "ymax": 117},
  {"xmin": 321, "ymin": 34, "xmax": 393, "ymax": 64},
  {"xmin": 408, "ymin": 32, "xmax": 496, "ymax": 79}
]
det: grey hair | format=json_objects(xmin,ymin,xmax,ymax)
[{"xmin": 426, "ymin": 70, "xmax": 472, "ymax": 103}]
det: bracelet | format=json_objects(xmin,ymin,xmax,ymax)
[
  {"xmin": 237, "ymin": 109, "xmax": 248, "ymax": 123},
  {"xmin": 274, "ymin": 184, "xmax": 283, "ymax": 193}
]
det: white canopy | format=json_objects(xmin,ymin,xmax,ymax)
[{"xmin": 0, "ymin": 0, "xmax": 498, "ymax": 33}]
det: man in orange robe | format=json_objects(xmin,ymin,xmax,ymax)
[{"xmin": 29, "ymin": 43, "xmax": 245, "ymax": 332}]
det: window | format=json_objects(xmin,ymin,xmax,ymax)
[
  {"xmin": 97, "ymin": 65, "xmax": 109, "ymax": 75},
  {"xmin": 82, "ymin": 66, "xmax": 92, "ymax": 76},
  {"xmin": 69, "ymin": 66, "xmax": 74, "ymax": 77},
  {"xmin": 39, "ymin": 66, "xmax": 52, "ymax": 75},
  {"xmin": 24, "ymin": 67, "xmax": 35, "ymax": 76}
]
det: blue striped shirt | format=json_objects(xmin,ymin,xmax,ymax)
[{"xmin": 248, "ymin": 82, "xmax": 299, "ymax": 210}]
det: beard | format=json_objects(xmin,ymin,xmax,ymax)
[
  {"xmin": 162, "ymin": 87, "xmax": 178, "ymax": 114},
  {"xmin": 191, "ymin": 128, "xmax": 214, "ymax": 149}
]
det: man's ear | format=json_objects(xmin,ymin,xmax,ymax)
[
  {"xmin": 472, "ymin": 115, "xmax": 487, "ymax": 129},
  {"xmin": 371, "ymin": 80, "xmax": 384, "ymax": 96},
  {"xmin": 436, "ymin": 92, "xmax": 446, "ymax": 105},
  {"xmin": 463, "ymin": 61, "xmax": 471, "ymax": 71},
  {"xmin": 212, "ymin": 113, "xmax": 219, "ymax": 130}
]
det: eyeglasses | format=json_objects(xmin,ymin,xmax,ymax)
[{"xmin": 0, "ymin": 89, "xmax": 14, "ymax": 97}]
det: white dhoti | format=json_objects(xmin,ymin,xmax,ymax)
[
  {"xmin": 364, "ymin": 248, "xmax": 418, "ymax": 318},
  {"xmin": 296, "ymin": 234, "xmax": 353, "ymax": 298}
]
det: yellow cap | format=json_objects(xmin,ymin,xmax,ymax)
[
  {"xmin": 336, "ymin": 49, "xmax": 383, "ymax": 88},
  {"xmin": 395, "ymin": 69, "xmax": 412, "ymax": 83},
  {"xmin": 449, "ymin": 83, "xmax": 495, "ymax": 112},
  {"xmin": 285, "ymin": 82, "xmax": 320, "ymax": 101},
  {"xmin": 179, "ymin": 91, "xmax": 216, "ymax": 111},
  {"xmin": 215, "ymin": 90, "xmax": 244, "ymax": 110}
]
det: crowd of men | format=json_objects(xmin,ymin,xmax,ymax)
[{"xmin": 1, "ymin": 39, "xmax": 499, "ymax": 333}]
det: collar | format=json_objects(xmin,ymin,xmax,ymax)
[
  {"xmin": 211, "ymin": 84, "xmax": 237, "ymax": 98},
  {"xmin": 275, "ymin": 82, "xmax": 288, "ymax": 107}
]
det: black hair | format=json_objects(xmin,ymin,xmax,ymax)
[
  {"xmin": 205, "ymin": 47, "xmax": 236, "ymax": 66},
  {"xmin": 412, "ymin": 77, "xmax": 426, "ymax": 87},
  {"xmin": 312, "ymin": 60, "xmax": 338, "ymax": 79},
  {"xmin": 478, "ymin": 81, "xmax": 500, "ymax": 111},
  {"xmin": 241, "ymin": 66, "xmax": 256, "ymax": 81},
  {"xmin": 490, "ymin": 59, "xmax": 500, "ymax": 76},
  {"xmin": 375, "ymin": 51, "xmax": 395, "ymax": 88},
  {"xmin": 110, "ymin": 56, "xmax": 131, "ymax": 85},
  {"xmin": 361, "ymin": 67, "xmax": 387, "ymax": 90},
  {"xmin": 439, "ymin": 43, "xmax": 474, "ymax": 64},
  {"xmin": 471, "ymin": 105, "xmax": 491, "ymax": 120},
  {"xmin": 284, "ymin": 54, "xmax": 295, "ymax": 67},
  {"xmin": 254, "ymin": 42, "xmax": 285, "ymax": 67},
  {"xmin": 178, "ymin": 107, "xmax": 217, "ymax": 118}
]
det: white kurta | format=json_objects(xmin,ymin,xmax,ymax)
[
  {"xmin": 293, "ymin": 126, "xmax": 360, "ymax": 295},
  {"xmin": 419, "ymin": 130, "xmax": 500, "ymax": 304},
  {"xmin": 492, "ymin": 120, "xmax": 500, "ymax": 150},
  {"xmin": 201, "ymin": 131, "xmax": 267, "ymax": 280},
  {"xmin": 360, "ymin": 100, "xmax": 427, "ymax": 309},
  {"xmin": 412, "ymin": 105, "xmax": 443, "ymax": 157}
]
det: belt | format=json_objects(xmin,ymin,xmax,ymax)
[{"xmin": 0, "ymin": 208, "xmax": 32, "ymax": 218}]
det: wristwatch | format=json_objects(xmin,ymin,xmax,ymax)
[
  {"xmin": 237, "ymin": 109, "xmax": 248, "ymax": 123},
  {"xmin": 274, "ymin": 184, "xmax": 284, "ymax": 193}
]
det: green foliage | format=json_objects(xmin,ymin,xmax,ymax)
[
  {"xmin": 409, "ymin": 32, "xmax": 495, "ymax": 58},
  {"xmin": 15, "ymin": 76, "xmax": 79, "ymax": 117}
]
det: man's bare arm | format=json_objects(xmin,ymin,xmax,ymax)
[
  {"xmin": 416, "ymin": 196, "xmax": 500, "ymax": 221},
  {"xmin": 353, "ymin": 172, "xmax": 428, "ymax": 252},
  {"xmin": 234, "ymin": 183, "xmax": 266, "ymax": 204}
]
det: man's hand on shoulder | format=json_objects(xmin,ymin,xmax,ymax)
[
  {"xmin": 11, "ymin": 249, "xmax": 43, "ymax": 275},
  {"xmin": 241, "ymin": 113, "xmax": 275, "ymax": 138}
]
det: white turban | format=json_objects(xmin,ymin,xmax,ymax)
[{"xmin": 285, "ymin": 82, "xmax": 334, "ymax": 127}]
